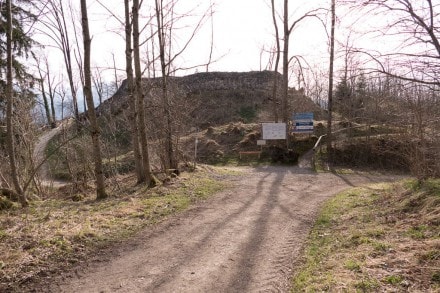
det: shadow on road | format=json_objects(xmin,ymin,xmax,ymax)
[
  {"xmin": 228, "ymin": 170, "xmax": 285, "ymax": 291},
  {"xmin": 148, "ymin": 172, "xmax": 273, "ymax": 290}
]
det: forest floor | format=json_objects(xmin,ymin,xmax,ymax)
[{"xmin": 15, "ymin": 164, "xmax": 402, "ymax": 293}]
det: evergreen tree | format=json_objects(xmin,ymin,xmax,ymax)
[{"xmin": 0, "ymin": 0, "xmax": 36, "ymax": 113}]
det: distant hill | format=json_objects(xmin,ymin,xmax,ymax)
[{"xmin": 97, "ymin": 71, "xmax": 325, "ymax": 129}]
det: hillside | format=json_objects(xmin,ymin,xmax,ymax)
[{"xmin": 97, "ymin": 70, "xmax": 324, "ymax": 128}]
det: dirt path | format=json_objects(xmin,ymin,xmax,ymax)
[
  {"xmin": 33, "ymin": 120, "xmax": 71, "ymax": 187},
  {"xmin": 49, "ymin": 166, "xmax": 400, "ymax": 293}
]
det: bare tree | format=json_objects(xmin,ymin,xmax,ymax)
[
  {"xmin": 125, "ymin": 0, "xmax": 146, "ymax": 184},
  {"xmin": 155, "ymin": 0, "xmax": 176, "ymax": 171},
  {"xmin": 280, "ymin": 2, "xmax": 322, "ymax": 124},
  {"xmin": 153, "ymin": 0, "xmax": 212, "ymax": 172},
  {"xmin": 270, "ymin": 0, "xmax": 281, "ymax": 122},
  {"xmin": 37, "ymin": 0, "xmax": 81, "ymax": 126},
  {"xmin": 36, "ymin": 61, "xmax": 54, "ymax": 128},
  {"xmin": 44, "ymin": 57, "xmax": 59, "ymax": 127},
  {"xmin": 92, "ymin": 67, "xmax": 105, "ymax": 106},
  {"xmin": 35, "ymin": 57, "xmax": 57, "ymax": 128},
  {"xmin": 327, "ymin": 0, "xmax": 336, "ymax": 164},
  {"xmin": 351, "ymin": 0, "xmax": 440, "ymax": 86},
  {"xmin": 80, "ymin": 0, "xmax": 107, "ymax": 199},
  {"xmin": 133, "ymin": 0, "xmax": 156, "ymax": 187}
]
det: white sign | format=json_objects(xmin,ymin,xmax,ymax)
[
  {"xmin": 262, "ymin": 123, "xmax": 286, "ymax": 140},
  {"xmin": 257, "ymin": 139, "xmax": 266, "ymax": 146}
]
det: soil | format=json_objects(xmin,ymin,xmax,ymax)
[{"xmin": 34, "ymin": 165, "xmax": 401, "ymax": 293}]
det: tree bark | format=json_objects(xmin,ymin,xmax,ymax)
[
  {"xmin": 155, "ymin": 0, "xmax": 177, "ymax": 171},
  {"xmin": 125, "ymin": 0, "xmax": 145, "ymax": 183},
  {"xmin": 271, "ymin": 0, "xmax": 280, "ymax": 123},
  {"xmin": 80, "ymin": 0, "xmax": 108, "ymax": 199},
  {"xmin": 45, "ymin": 57, "xmax": 58, "ymax": 128},
  {"xmin": 133, "ymin": 0, "xmax": 156, "ymax": 187},
  {"xmin": 5, "ymin": 0, "xmax": 28, "ymax": 207},
  {"xmin": 326, "ymin": 0, "xmax": 336, "ymax": 165},
  {"xmin": 36, "ymin": 63, "xmax": 54, "ymax": 128},
  {"xmin": 282, "ymin": 0, "xmax": 290, "ymax": 125}
]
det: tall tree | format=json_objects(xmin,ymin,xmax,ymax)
[
  {"xmin": 124, "ymin": 0, "xmax": 145, "ymax": 183},
  {"xmin": 80, "ymin": 0, "xmax": 107, "ymax": 199},
  {"xmin": 270, "ymin": 0, "xmax": 280, "ymax": 122},
  {"xmin": 326, "ymin": 0, "xmax": 336, "ymax": 164},
  {"xmin": 0, "ymin": 0, "xmax": 36, "ymax": 109},
  {"xmin": 5, "ymin": 0, "xmax": 28, "ymax": 207},
  {"xmin": 153, "ymin": 0, "xmax": 211, "ymax": 172},
  {"xmin": 133, "ymin": 0, "xmax": 156, "ymax": 187},
  {"xmin": 280, "ymin": 2, "xmax": 321, "ymax": 124},
  {"xmin": 155, "ymin": 0, "xmax": 176, "ymax": 171}
]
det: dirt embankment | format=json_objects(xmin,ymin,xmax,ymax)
[{"xmin": 37, "ymin": 166, "xmax": 401, "ymax": 293}]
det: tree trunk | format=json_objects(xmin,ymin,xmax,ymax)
[
  {"xmin": 5, "ymin": 0, "xmax": 27, "ymax": 207},
  {"xmin": 45, "ymin": 57, "xmax": 57, "ymax": 128},
  {"xmin": 80, "ymin": 0, "xmax": 107, "ymax": 199},
  {"xmin": 326, "ymin": 0, "xmax": 336, "ymax": 165},
  {"xmin": 125, "ymin": 0, "xmax": 145, "ymax": 183},
  {"xmin": 36, "ymin": 64, "xmax": 54, "ymax": 128},
  {"xmin": 271, "ymin": 0, "xmax": 280, "ymax": 123},
  {"xmin": 282, "ymin": 0, "xmax": 290, "ymax": 125},
  {"xmin": 133, "ymin": 0, "xmax": 156, "ymax": 187},
  {"xmin": 155, "ymin": 0, "xmax": 177, "ymax": 172}
]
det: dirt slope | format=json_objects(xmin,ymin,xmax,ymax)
[{"xmin": 44, "ymin": 166, "xmax": 400, "ymax": 293}]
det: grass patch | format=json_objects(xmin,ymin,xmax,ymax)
[
  {"xmin": 406, "ymin": 225, "xmax": 428, "ymax": 239},
  {"xmin": 345, "ymin": 259, "xmax": 362, "ymax": 272},
  {"xmin": 354, "ymin": 278, "xmax": 379, "ymax": 291},
  {"xmin": 291, "ymin": 180, "xmax": 440, "ymax": 292},
  {"xmin": 383, "ymin": 274, "xmax": 403, "ymax": 285}
]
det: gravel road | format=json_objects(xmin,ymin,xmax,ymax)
[{"xmin": 51, "ymin": 165, "xmax": 399, "ymax": 292}]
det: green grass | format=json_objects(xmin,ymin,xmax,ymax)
[
  {"xmin": 354, "ymin": 278, "xmax": 379, "ymax": 291},
  {"xmin": 383, "ymin": 274, "xmax": 403, "ymax": 285},
  {"xmin": 345, "ymin": 259, "xmax": 362, "ymax": 272}
]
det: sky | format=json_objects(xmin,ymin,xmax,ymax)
[{"xmin": 78, "ymin": 0, "xmax": 331, "ymax": 79}]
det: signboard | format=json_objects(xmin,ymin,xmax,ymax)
[
  {"xmin": 262, "ymin": 123, "xmax": 286, "ymax": 140},
  {"xmin": 292, "ymin": 112, "xmax": 314, "ymax": 134},
  {"xmin": 257, "ymin": 139, "xmax": 266, "ymax": 146}
]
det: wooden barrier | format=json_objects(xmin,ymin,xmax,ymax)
[{"xmin": 239, "ymin": 151, "xmax": 261, "ymax": 159}]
